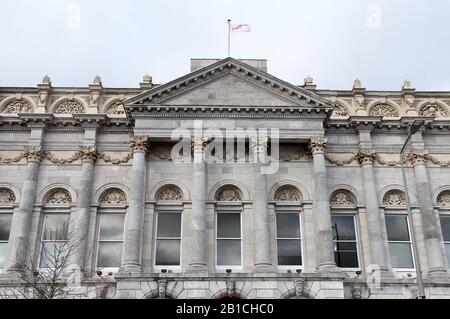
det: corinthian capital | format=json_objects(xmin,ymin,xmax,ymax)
[
  {"xmin": 404, "ymin": 149, "xmax": 429, "ymax": 166},
  {"xmin": 356, "ymin": 149, "xmax": 377, "ymax": 165},
  {"xmin": 250, "ymin": 136, "xmax": 269, "ymax": 154},
  {"xmin": 130, "ymin": 135, "xmax": 150, "ymax": 154},
  {"xmin": 309, "ymin": 137, "xmax": 327, "ymax": 154},
  {"xmin": 191, "ymin": 137, "xmax": 211, "ymax": 154},
  {"xmin": 78, "ymin": 146, "xmax": 99, "ymax": 162},
  {"xmin": 25, "ymin": 146, "xmax": 46, "ymax": 163}
]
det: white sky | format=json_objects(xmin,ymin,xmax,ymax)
[{"xmin": 1, "ymin": 0, "xmax": 449, "ymax": 90}]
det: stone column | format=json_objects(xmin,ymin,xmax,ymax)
[
  {"xmin": 6, "ymin": 147, "xmax": 45, "ymax": 272},
  {"xmin": 120, "ymin": 136, "xmax": 149, "ymax": 272},
  {"xmin": 356, "ymin": 149, "xmax": 390, "ymax": 274},
  {"xmin": 188, "ymin": 138, "xmax": 207, "ymax": 270},
  {"xmin": 408, "ymin": 150, "xmax": 447, "ymax": 275},
  {"xmin": 68, "ymin": 146, "xmax": 98, "ymax": 271},
  {"xmin": 250, "ymin": 137, "xmax": 272, "ymax": 269},
  {"xmin": 309, "ymin": 137, "xmax": 338, "ymax": 273}
]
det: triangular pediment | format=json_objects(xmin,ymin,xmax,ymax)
[{"xmin": 124, "ymin": 57, "xmax": 334, "ymax": 110}]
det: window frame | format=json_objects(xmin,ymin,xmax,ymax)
[
  {"xmin": 330, "ymin": 212, "xmax": 361, "ymax": 271},
  {"xmin": 385, "ymin": 212, "xmax": 415, "ymax": 271},
  {"xmin": 38, "ymin": 211, "xmax": 71, "ymax": 270},
  {"xmin": 215, "ymin": 204, "xmax": 243, "ymax": 270},
  {"xmin": 0, "ymin": 208, "xmax": 14, "ymax": 271},
  {"xmin": 438, "ymin": 212, "xmax": 450, "ymax": 269},
  {"xmin": 95, "ymin": 208, "xmax": 126, "ymax": 272},
  {"xmin": 275, "ymin": 209, "xmax": 303, "ymax": 270},
  {"xmin": 153, "ymin": 207, "xmax": 183, "ymax": 271}
]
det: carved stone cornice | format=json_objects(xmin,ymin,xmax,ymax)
[
  {"xmin": 130, "ymin": 135, "xmax": 150, "ymax": 154},
  {"xmin": 355, "ymin": 149, "xmax": 377, "ymax": 165},
  {"xmin": 309, "ymin": 137, "xmax": 327, "ymax": 154}
]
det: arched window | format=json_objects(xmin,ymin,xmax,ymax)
[
  {"xmin": 382, "ymin": 189, "xmax": 414, "ymax": 270},
  {"xmin": 0, "ymin": 188, "xmax": 16, "ymax": 269},
  {"xmin": 437, "ymin": 190, "xmax": 450, "ymax": 268},
  {"xmin": 40, "ymin": 188, "xmax": 72, "ymax": 268},
  {"xmin": 215, "ymin": 186, "xmax": 243, "ymax": 268},
  {"xmin": 154, "ymin": 185, "xmax": 184, "ymax": 268},
  {"xmin": 330, "ymin": 190, "xmax": 359, "ymax": 269},
  {"xmin": 273, "ymin": 185, "xmax": 303, "ymax": 269},
  {"xmin": 96, "ymin": 188, "xmax": 127, "ymax": 270}
]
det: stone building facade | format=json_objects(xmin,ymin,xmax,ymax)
[{"xmin": 0, "ymin": 57, "xmax": 450, "ymax": 299}]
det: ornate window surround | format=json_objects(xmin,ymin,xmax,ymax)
[{"xmin": 0, "ymin": 187, "xmax": 16, "ymax": 271}]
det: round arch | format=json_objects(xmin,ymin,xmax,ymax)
[
  {"xmin": 416, "ymin": 99, "xmax": 450, "ymax": 118},
  {"xmin": 149, "ymin": 179, "xmax": 190, "ymax": 201},
  {"xmin": 329, "ymin": 184, "xmax": 362, "ymax": 206},
  {"xmin": 94, "ymin": 183, "xmax": 129, "ymax": 205},
  {"xmin": 37, "ymin": 183, "xmax": 77, "ymax": 205},
  {"xmin": 270, "ymin": 180, "xmax": 310, "ymax": 202},
  {"xmin": 367, "ymin": 99, "xmax": 402, "ymax": 118},
  {"xmin": 0, "ymin": 183, "xmax": 21, "ymax": 203},
  {"xmin": 208, "ymin": 180, "xmax": 251, "ymax": 201},
  {"xmin": 49, "ymin": 96, "xmax": 88, "ymax": 114},
  {"xmin": 0, "ymin": 95, "xmax": 36, "ymax": 113}
]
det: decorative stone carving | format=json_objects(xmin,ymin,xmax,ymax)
[
  {"xmin": 106, "ymin": 101, "xmax": 125, "ymax": 115},
  {"xmin": 249, "ymin": 137, "xmax": 268, "ymax": 154},
  {"xmin": 25, "ymin": 147, "xmax": 46, "ymax": 162},
  {"xmin": 54, "ymin": 100, "xmax": 85, "ymax": 114},
  {"xmin": 304, "ymin": 75, "xmax": 314, "ymax": 85},
  {"xmin": 279, "ymin": 149, "xmax": 310, "ymax": 161},
  {"xmin": 1, "ymin": 100, "xmax": 32, "ymax": 114},
  {"xmin": 419, "ymin": 104, "xmax": 447, "ymax": 118},
  {"xmin": 93, "ymin": 75, "xmax": 102, "ymax": 85},
  {"xmin": 331, "ymin": 104, "xmax": 349, "ymax": 117},
  {"xmin": 309, "ymin": 137, "xmax": 327, "ymax": 154},
  {"xmin": 157, "ymin": 280, "xmax": 167, "ymax": 299},
  {"xmin": 42, "ymin": 75, "xmax": 51, "ymax": 85},
  {"xmin": 46, "ymin": 189, "xmax": 72, "ymax": 204},
  {"xmin": 356, "ymin": 149, "xmax": 377, "ymax": 165},
  {"xmin": 216, "ymin": 188, "xmax": 242, "ymax": 201},
  {"xmin": 330, "ymin": 190, "xmax": 356, "ymax": 206},
  {"xmin": 143, "ymin": 74, "xmax": 152, "ymax": 84},
  {"xmin": 156, "ymin": 185, "xmax": 184, "ymax": 201},
  {"xmin": 191, "ymin": 137, "xmax": 212, "ymax": 153},
  {"xmin": 382, "ymin": 190, "xmax": 406, "ymax": 206},
  {"xmin": 437, "ymin": 191, "xmax": 450, "ymax": 207},
  {"xmin": 130, "ymin": 135, "xmax": 150, "ymax": 154},
  {"xmin": 0, "ymin": 188, "xmax": 16, "ymax": 204},
  {"xmin": 294, "ymin": 278, "xmax": 306, "ymax": 297},
  {"xmin": 226, "ymin": 278, "xmax": 235, "ymax": 298},
  {"xmin": 404, "ymin": 149, "xmax": 429, "ymax": 166},
  {"xmin": 77, "ymin": 146, "xmax": 99, "ymax": 162},
  {"xmin": 350, "ymin": 283, "xmax": 363, "ymax": 299},
  {"xmin": 274, "ymin": 186, "xmax": 302, "ymax": 202},
  {"xmin": 353, "ymin": 78, "xmax": 362, "ymax": 89},
  {"xmin": 369, "ymin": 103, "xmax": 399, "ymax": 118},
  {"xmin": 402, "ymin": 80, "xmax": 412, "ymax": 89},
  {"xmin": 100, "ymin": 189, "xmax": 127, "ymax": 205}
]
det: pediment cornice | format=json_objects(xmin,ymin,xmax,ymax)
[{"xmin": 124, "ymin": 57, "xmax": 335, "ymax": 111}]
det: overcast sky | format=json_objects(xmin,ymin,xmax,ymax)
[{"xmin": 1, "ymin": 0, "xmax": 449, "ymax": 90}]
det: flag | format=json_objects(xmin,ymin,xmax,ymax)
[{"xmin": 231, "ymin": 23, "xmax": 251, "ymax": 32}]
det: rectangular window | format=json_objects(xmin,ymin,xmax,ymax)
[
  {"xmin": 440, "ymin": 215, "xmax": 450, "ymax": 267},
  {"xmin": 217, "ymin": 212, "xmax": 241, "ymax": 266},
  {"xmin": 385, "ymin": 215, "xmax": 414, "ymax": 269},
  {"xmin": 332, "ymin": 215, "xmax": 359, "ymax": 268},
  {"xmin": 97, "ymin": 214, "xmax": 125, "ymax": 268},
  {"xmin": 155, "ymin": 212, "xmax": 182, "ymax": 266},
  {"xmin": 276, "ymin": 212, "xmax": 302, "ymax": 266},
  {"xmin": 0, "ymin": 214, "xmax": 13, "ymax": 269},
  {"xmin": 40, "ymin": 214, "xmax": 70, "ymax": 268}
]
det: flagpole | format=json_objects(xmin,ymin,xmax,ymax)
[{"xmin": 227, "ymin": 19, "xmax": 231, "ymax": 57}]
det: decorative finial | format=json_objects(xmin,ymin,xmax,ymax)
[
  {"xmin": 304, "ymin": 75, "xmax": 314, "ymax": 85},
  {"xmin": 143, "ymin": 74, "xmax": 152, "ymax": 84},
  {"xmin": 353, "ymin": 78, "xmax": 362, "ymax": 89},
  {"xmin": 93, "ymin": 75, "xmax": 102, "ymax": 85},
  {"xmin": 42, "ymin": 75, "xmax": 51, "ymax": 85},
  {"xmin": 402, "ymin": 79, "xmax": 411, "ymax": 89}
]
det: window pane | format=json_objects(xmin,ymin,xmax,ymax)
[
  {"xmin": 277, "ymin": 239, "xmax": 302, "ymax": 266},
  {"xmin": 43, "ymin": 214, "xmax": 69, "ymax": 240},
  {"xmin": 99, "ymin": 214, "xmax": 125, "ymax": 240},
  {"xmin": 217, "ymin": 213, "xmax": 240, "ymax": 238},
  {"xmin": 40, "ymin": 242, "xmax": 68, "ymax": 268},
  {"xmin": 446, "ymin": 243, "xmax": 450, "ymax": 268},
  {"xmin": 0, "ymin": 243, "xmax": 7, "ymax": 269},
  {"xmin": 276, "ymin": 213, "xmax": 300, "ymax": 238},
  {"xmin": 97, "ymin": 242, "xmax": 123, "ymax": 268},
  {"xmin": 389, "ymin": 243, "xmax": 414, "ymax": 268},
  {"xmin": 332, "ymin": 216, "xmax": 356, "ymax": 241},
  {"xmin": 440, "ymin": 216, "xmax": 450, "ymax": 242},
  {"xmin": 155, "ymin": 239, "xmax": 181, "ymax": 265},
  {"xmin": 157, "ymin": 213, "xmax": 181, "ymax": 238},
  {"xmin": 385, "ymin": 215, "xmax": 410, "ymax": 241},
  {"xmin": 0, "ymin": 214, "xmax": 12, "ymax": 241},
  {"xmin": 335, "ymin": 251, "xmax": 359, "ymax": 268},
  {"xmin": 217, "ymin": 239, "xmax": 241, "ymax": 266}
]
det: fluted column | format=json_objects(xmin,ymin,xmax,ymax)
[
  {"xmin": 407, "ymin": 150, "xmax": 447, "ymax": 275},
  {"xmin": 356, "ymin": 149, "xmax": 390, "ymax": 274},
  {"xmin": 250, "ymin": 137, "xmax": 272, "ymax": 269},
  {"xmin": 68, "ymin": 147, "xmax": 98, "ymax": 271},
  {"xmin": 6, "ymin": 147, "xmax": 45, "ymax": 272},
  {"xmin": 309, "ymin": 137, "xmax": 339, "ymax": 273},
  {"xmin": 188, "ymin": 137, "xmax": 207, "ymax": 270},
  {"xmin": 121, "ymin": 136, "xmax": 149, "ymax": 272}
]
